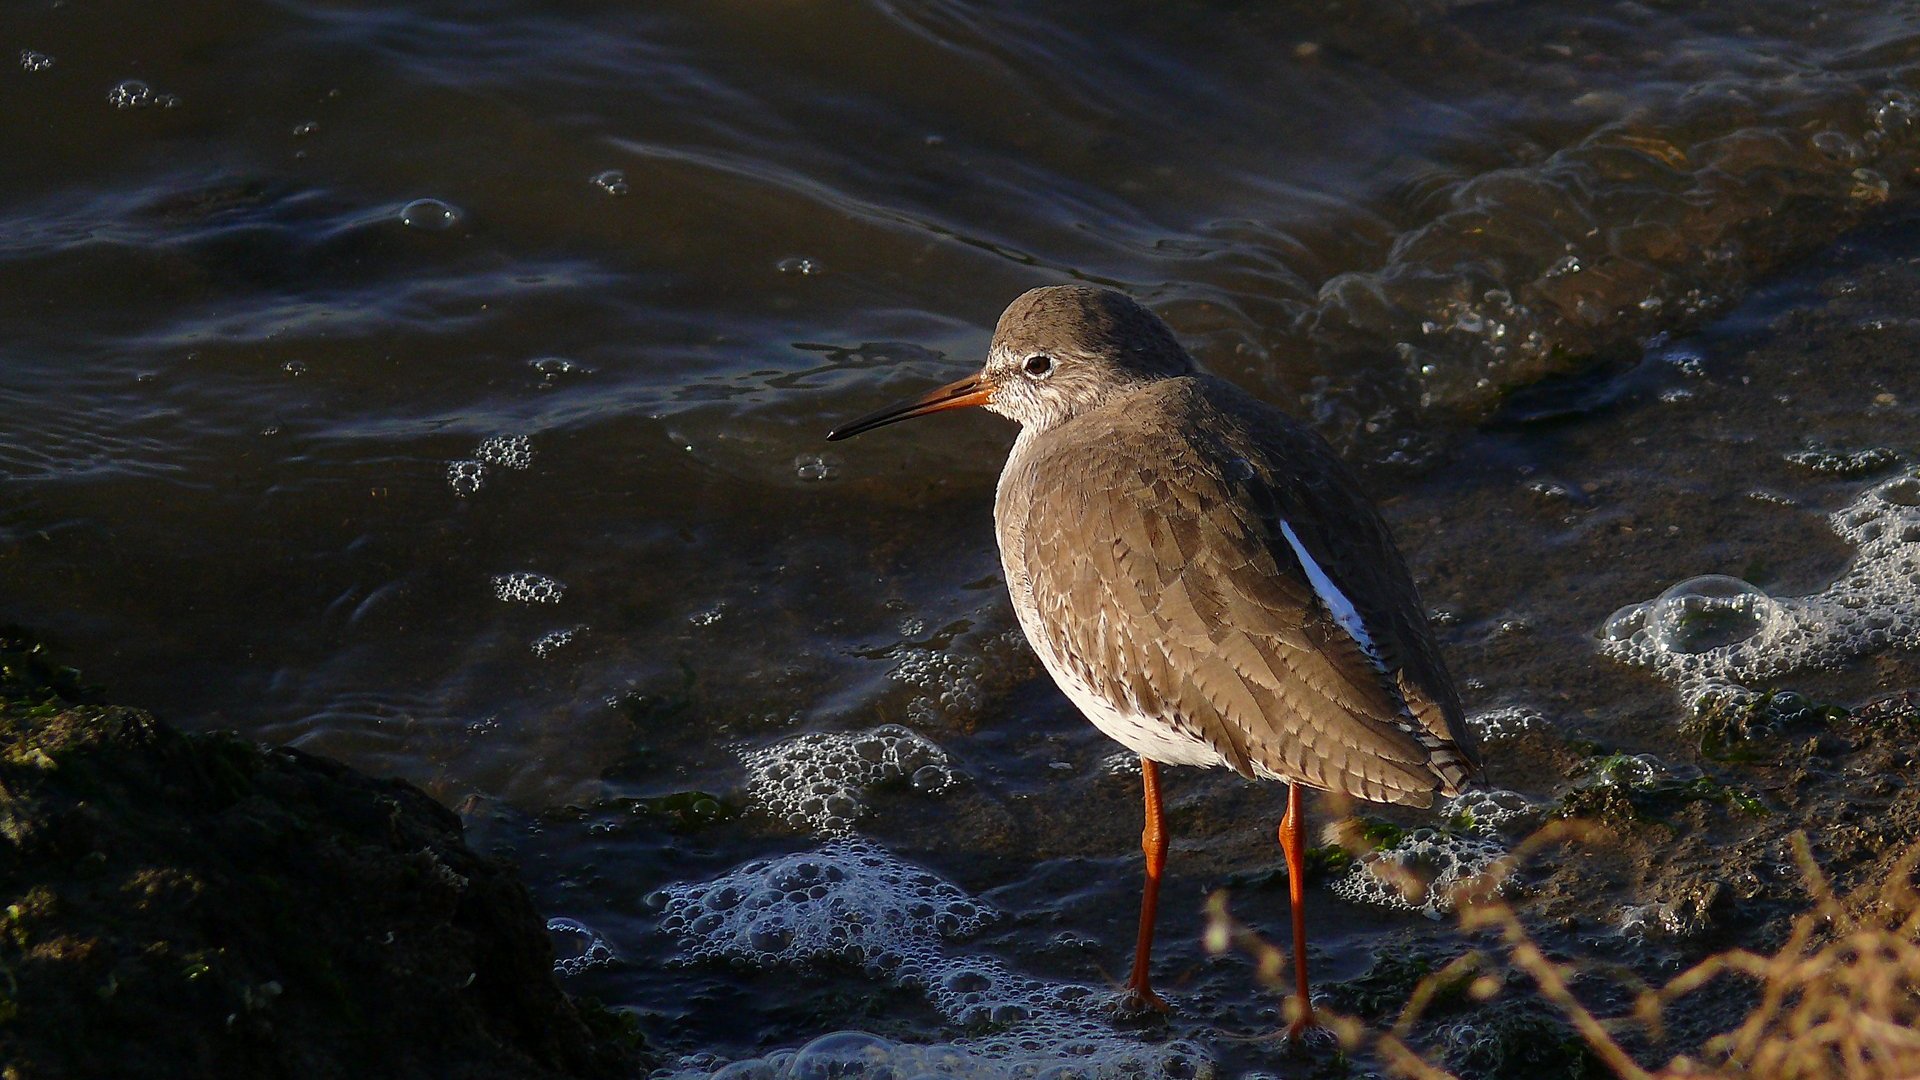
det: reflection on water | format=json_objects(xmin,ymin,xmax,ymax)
[{"xmin": 6, "ymin": 0, "xmax": 1920, "ymax": 1071}]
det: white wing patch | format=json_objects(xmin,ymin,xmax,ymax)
[{"xmin": 1279, "ymin": 520, "xmax": 1385, "ymax": 671}]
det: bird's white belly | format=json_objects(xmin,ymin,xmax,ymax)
[{"xmin": 1012, "ymin": 599, "xmax": 1230, "ymax": 770}]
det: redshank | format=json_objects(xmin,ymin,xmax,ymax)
[{"xmin": 827, "ymin": 285, "xmax": 1480, "ymax": 1032}]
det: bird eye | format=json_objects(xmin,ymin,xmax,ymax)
[{"xmin": 1023, "ymin": 354, "xmax": 1053, "ymax": 378}]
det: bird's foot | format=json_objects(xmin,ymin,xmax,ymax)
[
  {"xmin": 1116, "ymin": 983, "xmax": 1170, "ymax": 1016},
  {"xmin": 1283, "ymin": 1010, "xmax": 1336, "ymax": 1051}
]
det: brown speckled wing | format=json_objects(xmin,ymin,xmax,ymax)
[{"xmin": 1002, "ymin": 376, "xmax": 1479, "ymax": 806}]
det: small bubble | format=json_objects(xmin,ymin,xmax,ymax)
[
  {"xmin": 282, "ymin": 360, "xmax": 308, "ymax": 376},
  {"xmin": 910, "ymin": 764, "xmax": 954, "ymax": 793},
  {"xmin": 399, "ymin": 198, "xmax": 462, "ymax": 231},
  {"xmin": 1874, "ymin": 90, "xmax": 1918, "ymax": 134},
  {"xmin": 776, "ymin": 256, "xmax": 820, "ymax": 276},
  {"xmin": 591, "ymin": 169, "xmax": 629, "ymax": 196},
  {"xmin": 1811, "ymin": 130, "xmax": 1865, "ymax": 165},
  {"xmin": 20, "ymin": 50, "xmax": 54, "ymax": 72},
  {"xmin": 291, "ymin": 121, "xmax": 319, "ymax": 137},
  {"xmin": 1646, "ymin": 576, "xmax": 1781, "ymax": 655}
]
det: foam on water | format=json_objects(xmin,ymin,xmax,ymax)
[
  {"xmin": 491, "ymin": 572, "xmax": 566, "ymax": 604},
  {"xmin": 656, "ymin": 840, "xmax": 1211, "ymax": 1079},
  {"xmin": 447, "ymin": 460, "xmax": 488, "ymax": 496},
  {"xmin": 1441, "ymin": 787, "xmax": 1538, "ymax": 838},
  {"xmin": 107, "ymin": 79, "xmax": 179, "ymax": 109},
  {"xmin": 889, "ymin": 628, "xmax": 1031, "ymax": 727},
  {"xmin": 1784, "ymin": 444, "xmax": 1899, "ymax": 476},
  {"xmin": 531, "ymin": 624, "xmax": 586, "ymax": 658},
  {"xmin": 547, "ymin": 916, "xmax": 617, "ymax": 977},
  {"xmin": 476, "ymin": 434, "xmax": 535, "ymax": 470},
  {"xmin": 1617, "ymin": 902, "xmax": 1688, "ymax": 945},
  {"xmin": 1588, "ymin": 753, "xmax": 1672, "ymax": 790},
  {"xmin": 743, "ymin": 724, "xmax": 957, "ymax": 835},
  {"xmin": 449, "ymin": 435, "xmax": 535, "ymax": 496},
  {"xmin": 1330, "ymin": 828, "xmax": 1514, "ymax": 920},
  {"xmin": 1465, "ymin": 705, "xmax": 1548, "ymax": 743},
  {"xmin": 1599, "ymin": 470, "xmax": 1920, "ymax": 712}
]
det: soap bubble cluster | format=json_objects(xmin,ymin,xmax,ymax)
[
  {"xmin": 491, "ymin": 572, "xmax": 565, "ymax": 604},
  {"xmin": 1588, "ymin": 753, "xmax": 1672, "ymax": 790},
  {"xmin": 1330, "ymin": 829, "xmax": 1513, "ymax": 919},
  {"xmin": 448, "ymin": 435, "xmax": 535, "ymax": 496},
  {"xmin": 447, "ymin": 460, "xmax": 487, "ymax": 496},
  {"xmin": 108, "ymin": 79, "xmax": 180, "ymax": 109},
  {"xmin": 890, "ymin": 629, "xmax": 1031, "ymax": 726},
  {"xmin": 1441, "ymin": 788, "xmax": 1538, "ymax": 837},
  {"xmin": 1617, "ymin": 902, "xmax": 1688, "ymax": 945},
  {"xmin": 547, "ymin": 916, "xmax": 616, "ymax": 976},
  {"xmin": 1599, "ymin": 470, "xmax": 1920, "ymax": 712},
  {"xmin": 531, "ymin": 624, "xmax": 586, "ymax": 658},
  {"xmin": 476, "ymin": 434, "xmax": 534, "ymax": 470},
  {"xmin": 661, "ymin": 1028, "xmax": 1210, "ymax": 1080},
  {"xmin": 657, "ymin": 839, "xmax": 991, "ymax": 970},
  {"xmin": 657, "ymin": 841, "xmax": 1211, "ymax": 1079},
  {"xmin": 1784, "ymin": 444, "xmax": 1899, "ymax": 477},
  {"xmin": 743, "ymin": 725, "xmax": 957, "ymax": 835},
  {"xmin": 1466, "ymin": 705, "xmax": 1548, "ymax": 743}
]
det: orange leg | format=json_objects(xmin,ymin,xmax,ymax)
[
  {"xmin": 1124, "ymin": 757, "xmax": 1169, "ymax": 1011},
  {"xmin": 1276, "ymin": 784, "xmax": 1318, "ymax": 1037}
]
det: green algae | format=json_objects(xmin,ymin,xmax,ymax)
[{"xmin": 1556, "ymin": 748, "xmax": 1769, "ymax": 827}]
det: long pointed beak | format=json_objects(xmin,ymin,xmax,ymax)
[{"xmin": 826, "ymin": 373, "xmax": 992, "ymax": 441}]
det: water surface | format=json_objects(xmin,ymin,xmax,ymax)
[{"xmin": 7, "ymin": 0, "xmax": 1920, "ymax": 1073}]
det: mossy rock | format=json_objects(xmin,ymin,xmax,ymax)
[{"xmin": 0, "ymin": 702, "xmax": 641, "ymax": 1080}]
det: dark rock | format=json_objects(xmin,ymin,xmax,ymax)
[{"xmin": 0, "ymin": 698, "xmax": 642, "ymax": 1080}]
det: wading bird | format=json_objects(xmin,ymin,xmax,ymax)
[{"xmin": 828, "ymin": 285, "xmax": 1480, "ymax": 1033}]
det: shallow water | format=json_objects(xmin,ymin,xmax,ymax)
[{"xmin": 7, "ymin": 0, "xmax": 1920, "ymax": 1074}]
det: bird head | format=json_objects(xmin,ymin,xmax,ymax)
[{"xmin": 827, "ymin": 285, "xmax": 1196, "ymax": 441}]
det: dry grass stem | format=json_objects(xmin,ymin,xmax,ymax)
[{"xmin": 1209, "ymin": 821, "xmax": 1920, "ymax": 1080}]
